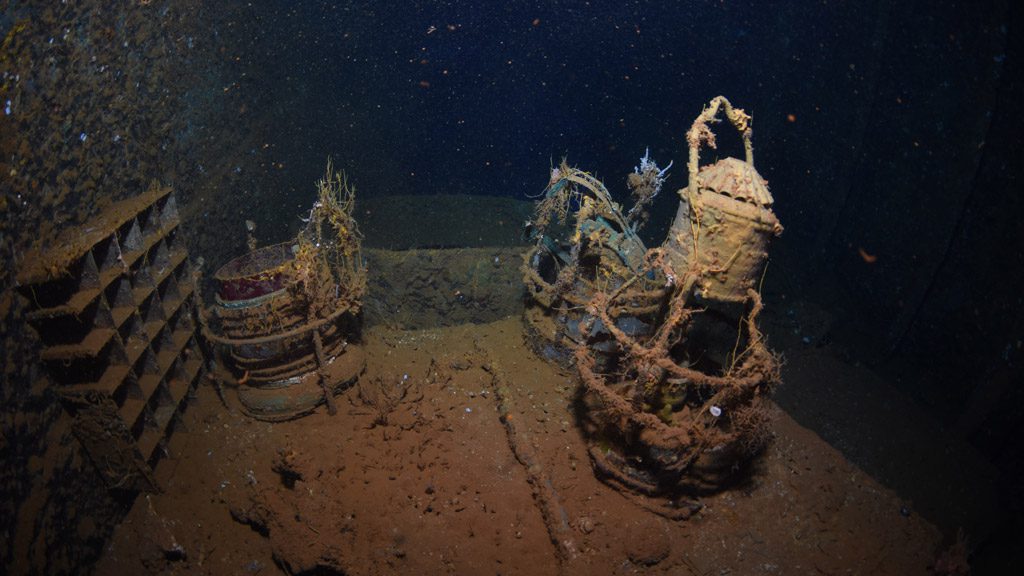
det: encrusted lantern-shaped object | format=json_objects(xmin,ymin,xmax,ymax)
[{"xmin": 665, "ymin": 96, "xmax": 783, "ymax": 304}]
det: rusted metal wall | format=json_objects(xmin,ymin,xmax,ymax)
[{"xmin": 0, "ymin": 3, "xmax": 218, "ymax": 574}]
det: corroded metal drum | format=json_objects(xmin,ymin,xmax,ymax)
[
  {"xmin": 215, "ymin": 243, "xmax": 335, "ymax": 383},
  {"xmin": 209, "ymin": 243, "xmax": 364, "ymax": 421},
  {"xmin": 204, "ymin": 163, "xmax": 367, "ymax": 421},
  {"xmin": 214, "ymin": 244, "xmax": 304, "ymax": 345},
  {"xmin": 215, "ymin": 242, "xmax": 293, "ymax": 305}
]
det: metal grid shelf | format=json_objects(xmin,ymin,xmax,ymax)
[{"xmin": 17, "ymin": 185, "xmax": 202, "ymax": 493}]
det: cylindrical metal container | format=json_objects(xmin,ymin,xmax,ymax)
[
  {"xmin": 665, "ymin": 157, "xmax": 783, "ymax": 303},
  {"xmin": 208, "ymin": 242, "xmax": 364, "ymax": 421}
]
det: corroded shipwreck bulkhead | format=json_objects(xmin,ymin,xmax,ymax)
[
  {"xmin": 524, "ymin": 96, "xmax": 784, "ymax": 517},
  {"xmin": 203, "ymin": 163, "xmax": 367, "ymax": 421},
  {"xmin": 16, "ymin": 184, "xmax": 203, "ymax": 493}
]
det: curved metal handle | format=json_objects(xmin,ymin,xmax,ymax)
[{"xmin": 684, "ymin": 96, "xmax": 756, "ymax": 200}]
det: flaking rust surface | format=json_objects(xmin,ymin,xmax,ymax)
[{"xmin": 96, "ymin": 317, "xmax": 941, "ymax": 575}]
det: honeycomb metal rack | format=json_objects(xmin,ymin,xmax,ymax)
[{"xmin": 17, "ymin": 184, "xmax": 203, "ymax": 492}]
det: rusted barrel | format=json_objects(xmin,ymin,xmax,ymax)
[
  {"xmin": 208, "ymin": 242, "xmax": 364, "ymax": 421},
  {"xmin": 213, "ymin": 243, "xmax": 306, "ymax": 340}
]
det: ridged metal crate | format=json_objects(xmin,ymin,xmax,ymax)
[{"xmin": 16, "ymin": 184, "xmax": 203, "ymax": 492}]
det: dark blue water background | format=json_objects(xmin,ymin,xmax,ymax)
[{"xmin": 233, "ymin": 1, "xmax": 871, "ymax": 239}]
